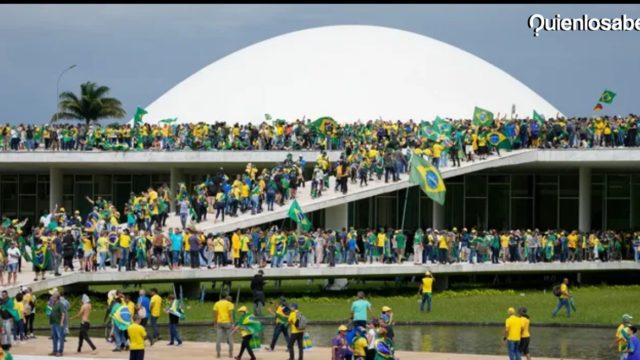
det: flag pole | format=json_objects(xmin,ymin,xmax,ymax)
[{"xmin": 401, "ymin": 152, "xmax": 413, "ymax": 231}]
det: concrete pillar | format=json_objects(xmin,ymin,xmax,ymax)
[
  {"xmin": 579, "ymin": 167, "xmax": 591, "ymax": 233},
  {"xmin": 170, "ymin": 168, "xmax": 184, "ymax": 212},
  {"xmin": 325, "ymin": 203, "xmax": 348, "ymax": 230},
  {"xmin": 49, "ymin": 167, "xmax": 63, "ymax": 211},
  {"xmin": 433, "ymin": 202, "xmax": 445, "ymax": 230}
]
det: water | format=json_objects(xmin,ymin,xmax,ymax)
[{"xmin": 46, "ymin": 323, "xmax": 614, "ymax": 359}]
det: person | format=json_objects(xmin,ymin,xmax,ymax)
[
  {"xmin": 365, "ymin": 319, "xmax": 380, "ymax": 360},
  {"xmin": 250, "ymin": 270, "xmax": 265, "ymax": 316},
  {"xmin": 267, "ymin": 296, "xmax": 290, "ymax": 351},
  {"xmin": 48, "ymin": 291, "xmax": 65, "ymax": 357},
  {"xmin": 148, "ymin": 289, "xmax": 162, "ymax": 341},
  {"xmin": 518, "ymin": 307, "xmax": 531, "ymax": 360},
  {"xmin": 332, "ymin": 325, "xmax": 349, "ymax": 360},
  {"xmin": 373, "ymin": 327, "xmax": 395, "ymax": 360},
  {"xmin": 70, "ymin": 294, "xmax": 96, "ymax": 354},
  {"xmin": 127, "ymin": 314, "xmax": 148, "ymax": 360},
  {"xmin": 213, "ymin": 294, "xmax": 235, "ymax": 359},
  {"xmin": 615, "ymin": 314, "xmax": 634, "ymax": 360},
  {"xmin": 379, "ymin": 306, "xmax": 394, "ymax": 340},
  {"xmin": 352, "ymin": 326, "xmax": 369, "ymax": 360},
  {"xmin": 137, "ymin": 290, "xmax": 151, "ymax": 336},
  {"xmin": 287, "ymin": 303, "xmax": 304, "ymax": 360},
  {"xmin": 164, "ymin": 294, "xmax": 182, "ymax": 346},
  {"xmin": 351, "ymin": 291, "xmax": 372, "ymax": 329},
  {"xmin": 551, "ymin": 278, "xmax": 572, "ymax": 318},
  {"xmin": 627, "ymin": 326, "xmax": 639, "ymax": 360},
  {"xmin": 6, "ymin": 243, "xmax": 20, "ymax": 286},
  {"xmin": 232, "ymin": 306, "xmax": 259, "ymax": 360},
  {"xmin": 418, "ymin": 271, "xmax": 434, "ymax": 313},
  {"xmin": 504, "ymin": 307, "xmax": 522, "ymax": 360}
]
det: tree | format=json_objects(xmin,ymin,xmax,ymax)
[{"xmin": 51, "ymin": 81, "xmax": 126, "ymax": 126}]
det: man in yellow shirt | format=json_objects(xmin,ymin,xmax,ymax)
[
  {"xmin": 118, "ymin": 229, "xmax": 131, "ymax": 272},
  {"xmin": 287, "ymin": 303, "xmax": 304, "ymax": 360},
  {"xmin": 127, "ymin": 315, "xmax": 147, "ymax": 360},
  {"xmin": 376, "ymin": 230, "xmax": 386, "ymax": 263},
  {"xmin": 418, "ymin": 271, "xmax": 435, "ymax": 313},
  {"xmin": 567, "ymin": 231, "xmax": 578, "ymax": 262},
  {"xmin": 148, "ymin": 288, "xmax": 162, "ymax": 341},
  {"xmin": 212, "ymin": 294, "xmax": 234, "ymax": 358},
  {"xmin": 432, "ymin": 140, "xmax": 444, "ymax": 168},
  {"xmin": 551, "ymin": 278, "xmax": 572, "ymax": 318},
  {"xmin": 504, "ymin": 307, "xmax": 523, "ymax": 360},
  {"xmin": 437, "ymin": 231, "xmax": 448, "ymax": 264}
]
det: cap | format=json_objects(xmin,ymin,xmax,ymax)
[
  {"xmin": 623, "ymin": 314, "xmax": 633, "ymax": 321},
  {"xmin": 338, "ymin": 325, "xmax": 348, "ymax": 331},
  {"xmin": 238, "ymin": 306, "xmax": 248, "ymax": 313},
  {"xmin": 381, "ymin": 306, "xmax": 391, "ymax": 312},
  {"xmin": 48, "ymin": 287, "xmax": 59, "ymax": 296},
  {"xmin": 425, "ymin": 271, "xmax": 432, "ymax": 276},
  {"xmin": 508, "ymin": 307, "xmax": 515, "ymax": 314},
  {"xmin": 290, "ymin": 303, "xmax": 298, "ymax": 310}
]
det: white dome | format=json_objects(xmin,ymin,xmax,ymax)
[{"xmin": 142, "ymin": 25, "xmax": 561, "ymax": 124}]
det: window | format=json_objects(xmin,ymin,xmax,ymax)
[{"xmin": 465, "ymin": 175, "xmax": 487, "ymax": 197}]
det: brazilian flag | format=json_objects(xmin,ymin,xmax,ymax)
[
  {"xmin": 473, "ymin": 107, "xmax": 494, "ymax": 127},
  {"xmin": 419, "ymin": 122, "xmax": 439, "ymax": 141},
  {"xmin": 309, "ymin": 116, "xmax": 338, "ymax": 134},
  {"xmin": 111, "ymin": 303, "xmax": 132, "ymax": 331},
  {"xmin": 598, "ymin": 89, "xmax": 616, "ymax": 104},
  {"xmin": 409, "ymin": 152, "xmax": 446, "ymax": 205},
  {"xmin": 486, "ymin": 131, "xmax": 511, "ymax": 150},
  {"xmin": 159, "ymin": 118, "xmax": 177, "ymax": 124},
  {"xmin": 237, "ymin": 312, "xmax": 263, "ymax": 335},
  {"xmin": 533, "ymin": 110, "xmax": 545, "ymax": 125},
  {"xmin": 0, "ymin": 297, "xmax": 20, "ymax": 322},
  {"xmin": 133, "ymin": 107, "xmax": 148, "ymax": 128},
  {"xmin": 169, "ymin": 299, "xmax": 186, "ymax": 321},
  {"xmin": 288, "ymin": 199, "xmax": 312, "ymax": 231},
  {"xmin": 432, "ymin": 116, "xmax": 452, "ymax": 135},
  {"xmin": 33, "ymin": 244, "xmax": 51, "ymax": 270}
]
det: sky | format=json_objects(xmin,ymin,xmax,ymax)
[{"xmin": 0, "ymin": 4, "xmax": 638, "ymax": 124}]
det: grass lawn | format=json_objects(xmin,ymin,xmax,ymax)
[{"xmin": 29, "ymin": 282, "xmax": 637, "ymax": 328}]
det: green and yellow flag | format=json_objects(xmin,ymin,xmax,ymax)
[
  {"xmin": 409, "ymin": 152, "xmax": 446, "ymax": 205},
  {"xmin": 473, "ymin": 107, "xmax": 494, "ymax": 127},
  {"xmin": 288, "ymin": 199, "xmax": 312, "ymax": 231},
  {"xmin": 133, "ymin": 107, "xmax": 148, "ymax": 128},
  {"xmin": 598, "ymin": 89, "xmax": 616, "ymax": 104},
  {"xmin": 310, "ymin": 116, "xmax": 338, "ymax": 134},
  {"xmin": 533, "ymin": 110, "xmax": 545, "ymax": 125},
  {"xmin": 159, "ymin": 118, "xmax": 177, "ymax": 124},
  {"xmin": 485, "ymin": 131, "xmax": 511, "ymax": 150},
  {"xmin": 110, "ymin": 303, "xmax": 132, "ymax": 331},
  {"xmin": 432, "ymin": 116, "xmax": 452, "ymax": 135}
]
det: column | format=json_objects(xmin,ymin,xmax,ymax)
[
  {"xmin": 432, "ymin": 202, "xmax": 445, "ymax": 230},
  {"xmin": 325, "ymin": 202, "xmax": 348, "ymax": 230},
  {"xmin": 170, "ymin": 167, "xmax": 184, "ymax": 212},
  {"xmin": 579, "ymin": 167, "xmax": 591, "ymax": 233},
  {"xmin": 49, "ymin": 167, "xmax": 63, "ymax": 211}
]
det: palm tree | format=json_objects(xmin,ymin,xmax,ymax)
[{"xmin": 51, "ymin": 81, "xmax": 126, "ymax": 126}]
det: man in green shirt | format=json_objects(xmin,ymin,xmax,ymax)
[
  {"xmin": 394, "ymin": 230, "xmax": 406, "ymax": 264},
  {"xmin": 48, "ymin": 292, "xmax": 66, "ymax": 356}
]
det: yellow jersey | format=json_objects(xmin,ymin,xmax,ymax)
[
  {"xmin": 421, "ymin": 277, "xmax": 434, "ymax": 294},
  {"xmin": 150, "ymin": 295, "xmax": 162, "ymax": 317},
  {"xmin": 288, "ymin": 310, "xmax": 303, "ymax": 334},
  {"xmin": 127, "ymin": 323, "xmax": 147, "ymax": 350},
  {"xmin": 521, "ymin": 316, "xmax": 530, "ymax": 338},
  {"xmin": 213, "ymin": 300, "xmax": 234, "ymax": 324},
  {"xmin": 505, "ymin": 315, "xmax": 523, "ymax": 341}
]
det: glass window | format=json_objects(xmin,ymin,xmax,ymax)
[
  {"xmin": 37, "ymin": 175, "xmax": 50, "ymax": 182},
  {"xmin": 536, "ymin": 175, "xmax": 558, "ymax": 184},
  {"xmin": 633, "ymin": 175, "xmax": 640, "ymax": 185},
  {"xmin": 376, "ymin": 196, "xmax": 397, "ymax": 229},
  {"xmin": 488, "ymin": 175, "xmax": 509, "ymax": 184},
  {"xmin": 559, "ymin": 199, "xmax": 579, "ymax": 231},
  {"xmin": 62, "ymin": 195, "xmax": 74, "ymax": 215},
  {"xmin": 633, "ymin": 185, "xmax": 640, "ymax": 230},
  {"xmin": 1, "ymin": 183, "xmax": 18, "ymax": 214},
  {"xmin": 511, "ymin": 198, "xmax": 533, "ymax": 230},
  {"xmin": 114, "ymin": 182, "xmax": 132, "ymax": 215},
  {"xmin": 511, "ymin": 175, "xmax": 533, "ymax": 197},
  {"xmin": 75, "ymin": 175, "xmax": 92, "ymax": 182},
  {"xmin": 592, "ymin": 174, "xmax": 604, "ymax": 184},
  {"xmin": 94, "ymin": 175, "xmax": 112, "ymax": 196},
  {"xmin": 74, "ymin": 182, "xmax": 93, "ymax": 216},
  {"xmin": 559, "ymin": 174, "xmax": 579, "ymax": 198},
  {"xmin": 591, "ymin": 183, "xmax": 603, "ymax": 230},
  {"xmin": 465, "ymin": 175, "xmax": 487, "ymax": 197},
  {"xmin": 488, "ymin": 184, "xmax": 510, "ymax": 230},
  {"xmin": 1, "ymin": 175, "xmax": 17, "ymax": 182},
  {"xmin": 400, "ymin": 187, "xmax": 420, "ymax": 231},
  {"xmin": 465, "ymin": 198, "xmax": 486, "ymax": 230},
  {"xmin": 63, "ymin": 175, "xmax": 74, "ymax": 195},
  {"xmin": 607, "ymin": 199, "xmax": 630, "ymax": 230},
  {"xmin": 19, "ymin": 175, "xmax": 37, "ymax": 194},
  {"xmin": 19, "ymin": 195, "xmax": 36, "ymax": 219},
  {"xmin": 354, "ymin": 198, "xmax": 371, "ymax": 230},
  {"xmin": 443, "ymin": 183, "xmax": 463, "ymax": 229},
  {"xmin": 114, "ymin": 175, "xmax": 131, "ymax": 183},
  {"xmin": 132, "ymin": 175, "xmax": 151, "ymax": 193},
  {"xmin": 607, "ymin": 175, "xmax": 630, "ymax": 198},
  {"xmin": 420, "ymin": 194, "xmax": 433, "ymax": 229},
  {"xmin": 535, "ymin": 184, "xmax": 557, "ymax": 230},
  {"xmin": 447, "ymin": 175, "xmax": 464, "ymax": 184}
]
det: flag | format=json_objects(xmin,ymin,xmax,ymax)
[
  {"xmin": 598, "ymin": 89, "xmax": 616, "ymax": 104},
  {"xmin": 169, "ymin": 299, "xmax": 186, "ymax": 320},
  {"xmin": 33, "ymin": 244, "xmax": 50, "ymax": 270},
  {"xmin": 486, "ymin": 131, "xmax": 511, "ymax": 150},
  {"xmin": 533, "ymin": 110, "xmax": 545, "ymax": 125},
  {"xmin": 159, "ymin": 118, "xmax": 177, "ymax": 124},
  {"xmin": 265, "ymin": 113, "xmax": 272, "ymax": 121},
  {"xmin": 133, "ymin": 107, "xmax": 148, "ymax": 128},
  {"xmin": 0, "ymin": 297, "xmax": 20, "ymax": 322},
  {"xmin": 111, "ymin": 303, "xmax": 132, "ymax": 331},
  {"xmin": 409, "ymin": 153, "xmax": 446, "ymax": 205},
  {"xmin": 309, "ymin": 116, "xmax": 338, "ymax": 134},
  {"xmin": 593, "ymin": 103, "xmax": 603, "ymax": 112},
  {"xmin": 238, "ymin": 312, "xmax": 264, "ymax": 335},
  {"xmin": 473, "ymin": 107, "xmax": 494, "ymax": 127},
  {"xmin": 288, "ymin": 199, "xmax": 312, "ymax": 231},
  {"xmin": 18, "ymin": 236, "xmax": 31, "ymax": 262},
  {"xmin": 432, "ymin": 116, "xmax": 452, "ymax": 134}
]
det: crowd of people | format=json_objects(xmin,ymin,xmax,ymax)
[{"xmin": 2, "ymin": 114, "xmax": 640, "ymax": 153}]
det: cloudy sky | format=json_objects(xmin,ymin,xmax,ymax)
[{"xmin": 0, "ymin": 4, "xmax": 638, "ymax": 124}]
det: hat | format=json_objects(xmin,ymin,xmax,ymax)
[
  {"xmin": 59, "ymin": 208, "xmax": 65, "ymax": 212},
  {"xmin": 381, "ymin": 306, "xmax": 391, "ymax": 312},
  {"xmin": 508, "ymin": 307, "xmax": 515, "ymax": 314},
  {"xmin": 623, "ymin": 314, "xmax": 633, "ymax": 321},
  {"xmin": 48, "ymin": 287, "xmax": 59, "ymax": 296},
  {"xmin": 238, "ymin": 306, "xmax": 248, "ymax": 313},
  {"xmin": 425, "ymin": 271, "xmax": 432, "ymax": 276},
  {"xmin": 338, "ymin": 325, "xmax": 348, "ymax": 331},
  {"xmin": 290, "ymin": 303, "xmax": 299, "ymax": 310}
]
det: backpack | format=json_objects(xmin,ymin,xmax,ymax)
[
  {"xmin": 552, "ymin": 284, "xmax": 562, "ymax": 297},
  {"xmin": 295, "ymin": 312, "xmax": 308, "ymax": 330}
]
